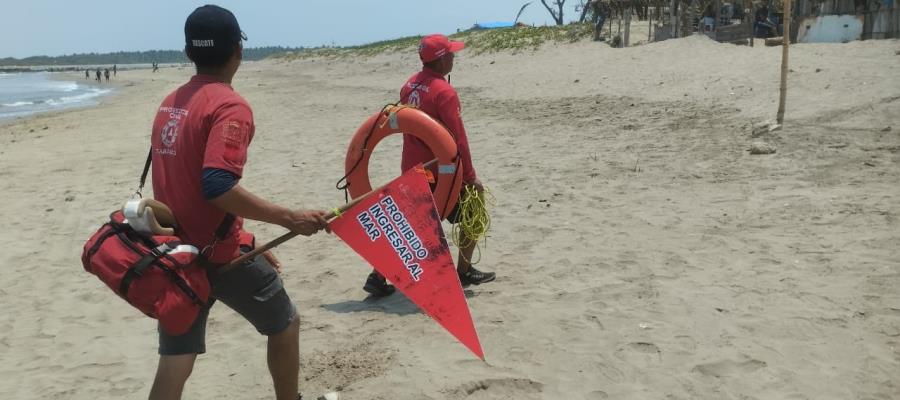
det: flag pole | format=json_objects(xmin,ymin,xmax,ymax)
[
  {"xmin": 220, "ymin": 159, "xmax": 439, "ymax": 271},
  {"xmin": 776, "ymin": 0, "xmax": 791, "ymax": 125}
]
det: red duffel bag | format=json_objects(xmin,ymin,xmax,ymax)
[{"xmin": 82, "ymin": 210, "xmax": 210, "ymax": 335}]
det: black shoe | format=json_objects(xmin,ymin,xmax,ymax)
[
  {"xmin": 459, "ymin": 266, "xmax": 496, "ymax": 286},
  {"xmin": 363, "ymin": 272, "xmax": 396, "ymax": 297}
]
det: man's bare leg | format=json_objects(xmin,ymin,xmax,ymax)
[
  {"xmin": 268, "ymin": 317, "xmax": 300, "ymax": 400},
  {"xmin": 456, "ymin": 233, "xmax": 495, "ymax": 285},
  {"xmin": 149, "ymin": 354, "xmax": 197, "ymax": 400},
  {"xmin": 456, "ymin": 235, "xmax": 476, "ymax": 274}
]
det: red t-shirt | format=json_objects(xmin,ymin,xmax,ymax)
[
  {"xmin": 150, "ymin": 75, "xmax": 254, "ymax": 263},
  {"xmin": 400, "ymin": 68, "xmax": 477, "ymax": 183}
]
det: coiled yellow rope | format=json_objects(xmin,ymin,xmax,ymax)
[{"xmin": 450, "ymin": 185, "xmax": 494, "ymax": 264}]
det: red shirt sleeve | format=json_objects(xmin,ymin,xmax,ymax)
[
  {"xmin": 436, "ymin": 89, "xmax": 477, "ymax": 183},
  {"xmin": 203, "ymin": 101, "xmax": 255, "ymax": 178}
]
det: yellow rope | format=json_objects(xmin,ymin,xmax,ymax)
[{"xmin": 450, "ymin": 185, "xmax": 494, "ymax": 264}]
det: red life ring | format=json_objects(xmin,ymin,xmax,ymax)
[{"xmin": 343, "ymin": 105, "xmax": 463, "ymax": 219}]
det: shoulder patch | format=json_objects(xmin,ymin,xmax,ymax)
[{"xmin": 222, "ymin": 120, "xmax": 245, "ymax": 149}]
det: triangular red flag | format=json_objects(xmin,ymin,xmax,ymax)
[{"xmin": 329, "ymin": 166, "xmax": 484, "ymax": 360}]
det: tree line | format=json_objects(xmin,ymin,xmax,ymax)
[{"xmin": 0, "ymin": 46, "xmax": 305, "ymax": 67}]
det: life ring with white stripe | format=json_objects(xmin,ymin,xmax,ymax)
[{"xmin": 342, "ymin": 105, "xmax": 463, "ymax": 219}]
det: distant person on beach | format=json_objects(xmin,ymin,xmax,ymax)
[
  {"xmin": 753, "ymin": 4, "xmax": 778, "ymax": 37},
  {"xmin": 362, "ymin": 34, "xmax": 495, "ymax": 297},
  {"xmin": 703, "ymin": 4, "xmax": 716, "ymax": 32},
  {"xmin": 95, "ymin": 68, "xmax": 101, "ymax": 82},
  {"xmin": 152, "ymin": 62, "xmax": 159, "ymax": 72},
  {"xmin": 113, "ymin": 64, "xmax": 117, "ymax": 76},
  {"xmin": 85, "ymin": 69, "xmax": 90, "ymax": 79},
  {"xmin": 145, "ymin": 5, "xmax": 328, "ymax": 400},
  {"xmin": 104, "ymin": 68, "xmax": 110, "ymax": 82}
]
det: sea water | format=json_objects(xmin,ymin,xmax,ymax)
[{"xmin": 0, "ymin": 72, "xmax": 112, "ymax": 121}]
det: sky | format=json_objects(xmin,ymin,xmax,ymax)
[{"xmin": 0, "ymin": 0, "xmax": 585, "ymax": 59}]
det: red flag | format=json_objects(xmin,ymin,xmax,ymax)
[{"xmin": 329, "ymin": 166, "xmax": 484, "ymax": 360}]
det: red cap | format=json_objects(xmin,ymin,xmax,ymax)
[{"xmin": 418, "ymin": 34, "xmax": 465, "ymax": 63}]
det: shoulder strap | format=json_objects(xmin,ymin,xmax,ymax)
[
  {"xmin": 214, "ymin": 213, "xmax": 236, "ymax": 240},
  {"xmin": 137, "ymin": 148, "xmax": 152, "ymax": 197},
  {"xmin": 140, "ymin": 147, "xmax": 234, "ymax": 240}
]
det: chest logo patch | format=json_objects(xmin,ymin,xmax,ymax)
[
  {"xmin": 161, "ymin": 119, "xmax": 179, "ymax": 147},
  {"xmin": 408, "ymin": 90, "xmax": 421, "ymax": 108}
]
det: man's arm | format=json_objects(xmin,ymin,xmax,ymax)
[
  {"xmin": 201, "ymin": 101, "xmax": 328, "ymax": 235},
  {"xmin": 209, "ymin": 185, "xmax": 328, "ymax": 236},
  {"xmin": 437, "ymin": 90, "xmax": 479, "ymax": 186}
]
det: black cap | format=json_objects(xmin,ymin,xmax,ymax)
[{"xmin": 184, "ymin": 5, "xmax": 247, "ymax": 53}]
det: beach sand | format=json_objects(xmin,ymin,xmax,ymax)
[{"xmin": 1, "ymin": 36, "xmax": 898, "ymax": 399}]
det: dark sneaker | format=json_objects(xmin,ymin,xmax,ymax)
[
  {"xmin": 459, "ymin": 266, "xmax": 496, "ymax": 286},
  {"xmin": 363, "ymin": 272, "xmax": 396, "ymax": 297}
]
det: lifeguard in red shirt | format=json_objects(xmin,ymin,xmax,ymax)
[
  {"xmin": 363, "ymin": 34, "xmax": 496, "ymax": 297},
  {"xmin": 148, "ymin": 6, "xmax": 328, "ymax": 400}
]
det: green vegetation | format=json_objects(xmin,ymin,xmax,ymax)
[
  {"xmin": 456, "ymin": 24, "xmax": 593, "ymax": 56},
  {"xmin": 0, "ymin": 46, "xmax": 305, "ymax": 67},
  {"xmin": 348, "ymin": 36, "xmax": 425, "ymax": 57},
  {"xmin": 274, "ymin": 36, "xmax": 424, "ymax": 59},
  {"xmin": 275, "ymin": 23, "xmax": 594, "ymax": 60},
  {"xmin": 2, "ymin": 24, "xmax": 595, "ymax": 67}
]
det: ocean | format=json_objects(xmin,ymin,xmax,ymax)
[{"xmin": 0, "ymin": 72, "xmax": 112, "ymax": 121}]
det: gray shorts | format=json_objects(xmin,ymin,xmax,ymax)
[{"xmin": 158, "ymin": 254, "xmax": 297, "ymax": 355}]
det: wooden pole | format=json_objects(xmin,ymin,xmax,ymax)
[
  {"xmin": 776, "ymin": 0, "xmax": 791, "ymax": 125},
  {"xmin": 624, "ymin": 8, "xmax": 632, "ymax": 46},
  {"xmin": 220, "ymin": 159, "xmax": 439, "ymax": 272},
  {"xmin": 749, "ymin": 2, "xmax": 755, "ymax": 47},
  {"xmin": 671, "ymin": 0, "xmax": 678, "ymax": 38},
  {"xmin": 618, "ymin": 13, "xmax": 622, "ymax": 43},
  {"xmin": 715, "ymin": 0, "xmax": 721, "ymax": 37}
]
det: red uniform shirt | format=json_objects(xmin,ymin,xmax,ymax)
[
  {"xmin": 400, "ymin": 68, "xmax": 477, "ymax": 183},
  {"xmin": 150, "ymin": 75, "xmax": 254, "ymax": 263}
]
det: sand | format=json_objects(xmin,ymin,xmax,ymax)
[{"xmin": 1, "ymin": 35, "xmax": 898, "ymax": 399}]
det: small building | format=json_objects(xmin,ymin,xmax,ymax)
[
  {"xmin": 792, "ymin": 0, "xmax": 898, "ymax": 42},
  {"xmin": 472, "ymin": 21, "xmax": 518, "ymax": 30}
]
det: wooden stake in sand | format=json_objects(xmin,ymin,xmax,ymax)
[
  {"xmin": 776, "ymin": 0, "xmax": 792, "ymax": 125},
  {"xmin": 670, "ymin": 0, "xmax": 677, "ymax": 38},
  {"xmin": 623, "ymin": 9, "xmax": 632, "ymax": 47}
]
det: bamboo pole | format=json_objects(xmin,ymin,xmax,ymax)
[{"xmin": 776, "ymin": 0, "xmax": 791, "ymax": 125}]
